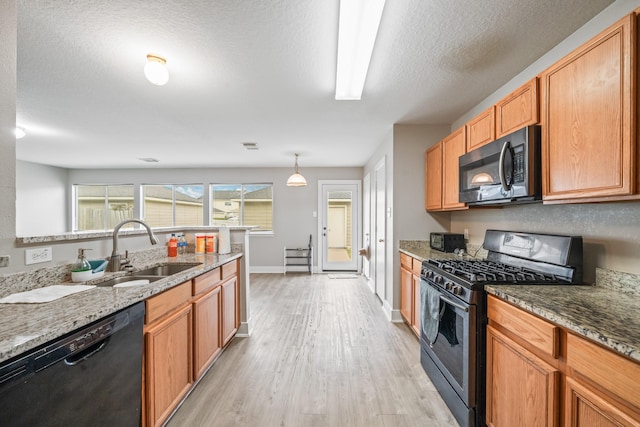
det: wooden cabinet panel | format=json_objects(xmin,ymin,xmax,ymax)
[
  {"xmin": 466, "ymin": 106, "xmax": 496, "ymax": 151},
  {"xmin": 145, "ymin": 281, "xmax": 192, "ymax": 324},
  {"xmin": 400, "ymin": 252, "xmax": 412, "ymax": 270},
  {"xmin": 192, "ymin": 267, "xmax": 221, "ymax": 295},
  {"xmin": 486, "ymin": 325, "xmax": 560, "ymax": 427},
  {"xmin": 565, "ymin": 377, "xmax": 640, "ymax": 427},
  {"xmin": 488, "ymin": 295, "xmax": 560, "ymax": 358},
  {"xmin": 411, "ymin": 257, "xmax": 422, "ymax": 276},
  {"xmin": 222, "ymin": 259, "xmax": 238, "ymax": 280},
  {"xmin": 496, "ymin": 78, "xmax": 539, "ymax": 138},
  {"xmin": 442, "ymin": 127, "xmax": 467, "ymax": 210},
  {"xmin": 425, "ymin": 143, "xmax": 443, "ymax": 211},
  {"xmin": 145, "ymin": 304, "xmax": 193, "ymax": 427},
  {"xmin": 411, "ymin": 274, "xmax": 421, "ymax": 336},
  {"xmin": 400, "ymin": 266, "xmax": 412, "ymax": 324},
  {"xmin": 566, "ymin": 332, "xmax": 640, "ymax": 410},
  {"xmin": 193, "ymin": 286, "xmax": 222, "ymax": 380},
  {"xmin": 221, "ymin": 276, "xmax": 238, "ymax": 346},
  {"xmin": 541, "ymin": 14, "xmax": 636, "ymax": 201}
]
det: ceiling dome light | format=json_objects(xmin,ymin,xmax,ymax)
[
  {"xmin": 15, "ymin": 127, "xmax": 26, "ymax": 139},
  {"xmin": 144, "ymin": 54, "xmax": 169, "ymax": 85},
  {"xmin": 286, "ymin": 153, "xmax": 307, "ymax": 187}
]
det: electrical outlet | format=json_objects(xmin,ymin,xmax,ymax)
[
  {"xmin": 0, "ymin": 255, "xmax": 9, "ymax": 268},
  {"xmin": 25, "ymin": 247, "xmax": 53, "ymax": 265},
  {"xmin": 464, "ymin": 228, "xmax": 469, "ymax": 240}
]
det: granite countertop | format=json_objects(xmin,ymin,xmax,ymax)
[
  {"xmin": 0, "ymin": 252, "xmax": 242, "ymax": 364},
  {"xmin": 399, "ymin": 240, "xmax": 640, "ymax": 363}
]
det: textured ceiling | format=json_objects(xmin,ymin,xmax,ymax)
[{"xmin": 16, "ymin": 0, "xmax": 614, "ymax": 169}]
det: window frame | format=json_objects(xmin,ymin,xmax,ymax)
[
  {"xmin": 141, "ymin": 183, "xmax": 205, "ymax": 228},
  {"xmin": 210, "ymin": 183, "xmax": 274, "ymax": 235},
  {"xmin": 72, "ymin": 184, "xmax": 135, "ymax": 231}
]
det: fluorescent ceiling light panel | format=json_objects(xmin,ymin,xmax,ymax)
[{"xmin": 335, "ymin": 0, "xmax": 386, "ymax": 100}]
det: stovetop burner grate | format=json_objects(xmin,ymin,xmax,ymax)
[{"xmin": 426, "ymin": 258, "xmax": 570, "ymax": 285}]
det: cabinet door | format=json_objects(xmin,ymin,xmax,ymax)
[
  {"xmin": 411, "ymin": 274, "xmax": 421, "ymax": 336},
  {"xmin": 496, "ymin": 78, "xmax": 539, "ymax": 138},
  {"xmin": 193, "ymin": 286, "xmax": 221, "ymax": 380},
  {"xmin": 145, "ymin": 304, "xmax": 193, "ymax": 427},
  {"xmin": 400, "ymin": 266, "xmax": 412, "ymax": 324},
  {"xmin": 466, "ymin": 106, "xmax": 495, "ymax": 151},
  {"xmin": 425, "ymin": 143, "xmax": 443, "ymax": 211},
  {"xmin": 541, "ymin": 14, "xmax": 636, "ymax": 201},
  {"xmin": 565, "ymin": 377, "xmax": 640, "ymax": 427},
  {"xmin": 221, "ymin": 276, "xmax": 238, "ymax": 346},
  {"xmin": 486, "ymin": 325, "xmax": 560, "ymax": 427},
  {"xmin": 442, "ymin": 127, "xmax": 467, "ymax": 210}
]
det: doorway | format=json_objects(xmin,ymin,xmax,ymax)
[{"xmin": 318, "ymin": 181, "xmax": 360, "ymax": 272}]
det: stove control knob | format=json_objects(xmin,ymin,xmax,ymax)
[
  {"xmin": 444, "ymin": 281, "xmax": 453, "ymax": 291},
  {"xmin": 426, "ymin": 270, "xmax": 434, "ymax": 280},
  {"xmin": 452, "ymin": 285, "xmax": 463, "ymax": 296},
  {"xmin": 434, "ymin": 276, "xmax": 444, "ymax": 285}
]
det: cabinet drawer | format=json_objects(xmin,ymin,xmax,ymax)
[
  {"xmin": 567, "ymin": 332, "xmax": 640, "ymax": 410},
  {"xmin": 400, "ymin": 253, "xmax": 412, "ymax": 270},
  {"xmin": 411, "ymin": 258, "xmax": 422, "ymax": 276},
  {"xmin": 192, "ymin": 267, "xmax": 221, "ymax": 296},
  {"xmin": 222, "ymin": 260, "xmax": 237, "ymax": 279},
  {"xmin": 488, "ymin": 295, "xmax": 560, "ymax": 358},
  {"xmin": 145, "ymin": 281, "xmax": 192, "ymax": 324}
]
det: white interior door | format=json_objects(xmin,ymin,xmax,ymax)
[
  {"xmin": 374, "ymin": 159, "xmax": 386, "ymax": 300},
  {"xmin": 362, "ymin": 173, "xmax": 371, "ymax": 280},
  {"xmin": 319, "ymin": 181, "xmax": 360, "ymax": 272}
]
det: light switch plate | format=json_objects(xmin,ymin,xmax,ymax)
[
  {"xmin": 0, "ymin": 255, "xmax": 9, "ymax": 268},
  {"xmin": 25, "ymin": 247, "xmax": 52, "ymax": 265}
]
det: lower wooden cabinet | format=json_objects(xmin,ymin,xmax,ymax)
[
  {"xmin": 221, "ymin": 276, "xmax": 238, "ymax": 346},
  {"xmin": 193, "ymin": 286, "xmax": 221, "ymax": 380},
  {"xmin": 143, "ymin": 257, "xmax": 242, "ymax": 427},
  {"xmin": 487, "ymin": 295, "xmax": 640, "ymax": 427},
  {"xmin": 145, "ymin": 303, "xmax": 193, "ymax": 427},
  {"xmin": 399, "ymin": 252, "xmax": 421, "ymax": 338},
  {"xmin": 565, "ymin": 377, "xmax": 640, "ymax": 427},
  {"xmin": 486, "ymin": 325, "xmax": 560, "ymax": 427}
]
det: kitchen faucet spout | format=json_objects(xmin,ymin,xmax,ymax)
[{"xmin": 107, "ymin": 219, "xmax": 159, "ymax": 272}]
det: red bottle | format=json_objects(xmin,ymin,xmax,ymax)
[{"xmin": 168, "ymin": 234, "xmax": 178, "ymax": 257}]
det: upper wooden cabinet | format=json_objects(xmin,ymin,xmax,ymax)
[
  {"xmin": 442, "ymin": 127, "xmax": 467, "ymax": 210},
  {"xmin": 541, "ymin": 14, "xmax": 637, "ymax": 202},
  {"xmin": 425, "ymin": 143, "xmax": 443, "ymax": 211},
  {"xmin": 425, "ymin": 128, "xmax": 467, "ymax": 212},
  {"xmin": 496, "ymin": 78, "xmax": 539, "ymax": 138},
  {"xmin": 466, "ymin": 106, "xmax": 495, "ymax": 151}
]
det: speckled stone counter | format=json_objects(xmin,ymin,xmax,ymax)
[
  {"xmin": 0, "ymin": 252, "xmax": 242, "ymax": 363},
  {"xmin": 485, "ymin": 268, "xmax": 640, "ymax": 362},
  {"xmin": 399, "ymin": 240, "xmax": 640, "ymax": 363}
]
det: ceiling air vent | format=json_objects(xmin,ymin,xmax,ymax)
[
  {"xmin": 242, "ymin": 142, "xmax": 259, "ymax": 150},
  {"xmin": 137, "ymin": 158, "xmax": 159, "ymax": 163}
]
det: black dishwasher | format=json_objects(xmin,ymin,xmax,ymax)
[{"xmin": 0, "ymin": 301, "xmax": 145, "ymax": 427}]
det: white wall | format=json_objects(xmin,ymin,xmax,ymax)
[
  {"xmin": 16, "ymin": 160, "xmax": 67, "ymax": 235},
  {"xmin": 448, "ymin": 0, "xmax": 640, "ymax": 283},
  {"xmin": 68, "ymin": 166, "xmax": 362, "ymax": 271},
  {"xmin": 0, "ymin": 0, "xmax": 17, "ymax": 271}
]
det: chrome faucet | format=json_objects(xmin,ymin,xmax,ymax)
[{"xmin": 107, "ymin": 219, "xmax": 159, "ymax": 272}]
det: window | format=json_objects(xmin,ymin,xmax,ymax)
[
  {"xmin": 211, "ymin": 184, "xmax": 273, "ymax": 232},
  {"xmin": 74, "ymin": 185, "xmax": 134, "ymax": 231},
  {"xmin": 142, "ymin": 184, "xmax": 204, "ymax": 227}
]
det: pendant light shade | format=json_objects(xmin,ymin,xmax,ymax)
[
  {"xmin": 144, "ymin": 54, "xmax": 169, "ymax": 85},
  {"xmin": 286, "ymin": 153, "xmax": 307, "ymax": 187}
]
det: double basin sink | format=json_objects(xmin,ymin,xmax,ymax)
[{"xmin": 98, "ymin": 263, "xmax": 202, "ymax": 287}]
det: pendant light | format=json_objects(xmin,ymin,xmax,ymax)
[
  {"xmin": 286, "ymin": 153, "xmax": 307, "ymax": 187},
  {"xmin": 144, "ymin": 54, "xmax": 169, "ymax": 86}
]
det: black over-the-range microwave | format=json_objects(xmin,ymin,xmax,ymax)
[{"xmin": 458, "ymin": 125, "xmax": 541, "ymax": 206}]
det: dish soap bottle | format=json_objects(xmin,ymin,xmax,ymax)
[
  {"xmin": 71, "ymin": 248, "xmax": 93, "ymax": 282},
  {"xmin": 168, "ymin": 234, "xmax": 178, "ymax": 257}
]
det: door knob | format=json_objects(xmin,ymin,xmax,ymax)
[{"xmin": 378, "ymin": 239, "xmax": 384, "ymax": 242}]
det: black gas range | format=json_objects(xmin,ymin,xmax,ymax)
[{"xmin": 419, "ymin": 230, "xmax": 583, "ymax": 427}]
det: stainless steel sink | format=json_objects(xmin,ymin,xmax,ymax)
[
  {"xmin": 97, "ymin": 275, "xmax": 164, "ymax": 287},
  {"xmin": 132, "ymin": 263, "xmax": 202, "ymax": 277}
]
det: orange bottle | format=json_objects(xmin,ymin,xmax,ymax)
[{"xmin": 168, "ymin": 234, "xmax": 178, "ymax": 257}]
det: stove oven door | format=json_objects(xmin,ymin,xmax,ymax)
[{"xmin": 420, "ymin": 280, "xmax": 476, "ymax": 408}]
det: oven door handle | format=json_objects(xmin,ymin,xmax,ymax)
[{"xmin": 439, "ymin": 294, "xmax": 469, "ymax": 312}]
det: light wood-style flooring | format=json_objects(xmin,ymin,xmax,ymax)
[{"xmin": 167, "ymin": 273, "xmax": 456, "ymax": 427}]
